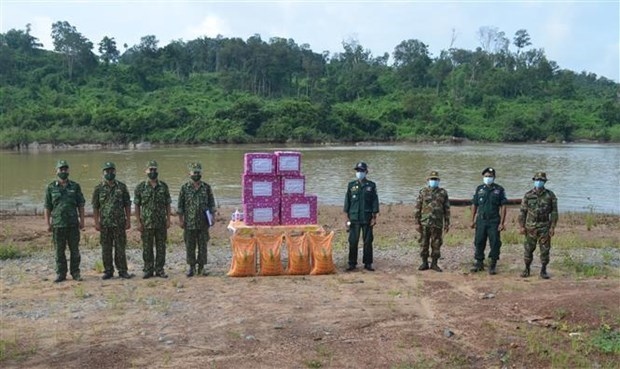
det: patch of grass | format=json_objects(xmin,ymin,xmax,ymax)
[
  {"xmin": 0, "ymin": 244, "xmax": 24, "ymax": 260},
  {"xmin": 559, "ymin": 254, "xmax": 610, "ymax": 277},
  {"xmin": 93, "ymin": 260, "xmax": 104, "ymax": 273},
  {"xmin": 304, "ymin": 359, "xmax": 322, "ymax": 368},
  {"xmin": 554, "ymin": 307, "xmax": 569, "ymax": 321},
  {"xmin": 0, "ymin": 334, "xmax": 38, "ymax": 362},
  {"xmin": 591, "ymin": 325, "xmax": 620, "ymax": 354},
  {"xmin": 73, "ymin": 285, "xmax": 89, "ymax": 299}
]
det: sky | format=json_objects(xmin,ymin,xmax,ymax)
[{"xmin": 1, "ymin": 0, "xmax": 618, "ymax": 82}]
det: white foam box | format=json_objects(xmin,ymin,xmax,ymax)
[
  {"xmin": 242, "ymin": 174, "xmax": 281, "ymax": 203},
  {"xmin": 244, "ymin": 200, "xmax": 281, "ymax": 226},
  {"xmin": 275, "ymin": 151, "xmax": 302, "ymax": 176},
  {"xmin": 280, "ymin": 195, "xmax": 318, "ymax": 225},
  {"xmin": 244, "ymin": 152, "xmax": 276, "ymax": 175},
  {"xmin": 280, "ymin": 175, "xmax": 305, "ymax": 197}
]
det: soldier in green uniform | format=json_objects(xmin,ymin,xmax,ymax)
[
  {"xmin": 518, "ymin": 172, "xmax": 558, "ymax": 279},
  {"xmin": 414, "ymin": 171, "xmax": 450, "ymax": 272},
  {"xmin": 344, "ymin": 162, "xmax": 379, "ymax": 272},
  {"xmin": 44, "ymin": 160, "xmax": 86, "ymax": 283},
  {"xmin": 134, "ymin": 160, "xmax": 171, "ymax": 279},
  {"xmin": 92, "ymin": 162, "xmax": 133, "ymax": 280},
  {"xmin": 470, "ymin": 167, "xmax": 507, "ymax": 275},
  {"xmin": 177, "ymin": 162, "xmax": 216, "ymax": 277}
]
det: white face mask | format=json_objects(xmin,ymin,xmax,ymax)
[
  {"xmin": 483, "ymin": 177, "xmax": 494, "ymax": 185},
  {"xmin": 355, "ymin": 172, "xmax": 366, "ymax": 180}
]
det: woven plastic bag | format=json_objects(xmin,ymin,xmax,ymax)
[
  {"xmin": 256, "ymin": 233, "xmax": 284, "ymax": 276},
  {"xmin": 227, "ymin": 235, "xmax": 257, "ymax": 277},
  {"xmin": 284, "ymin": 233, "xmax": 311, "ymax": 275},
  {"xmin": 308, "ymin": 231, "xmax": 336, "ymax": 275}
]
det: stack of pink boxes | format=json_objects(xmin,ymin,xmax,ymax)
[{"xmin": 242, "ymin": 151, "xmax": 317, "ymax": 226}]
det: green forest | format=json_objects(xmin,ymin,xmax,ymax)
[{"xmin": 1, "ymin": 22, "xmax": 619, "ymax": 148}]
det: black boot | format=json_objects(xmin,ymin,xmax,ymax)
[
  {"xmin": 430, "ymin": 258, "xmax": 442, "ymax": 272},
  {"xmin": 520, "ymin": 261, "xmax": 531, "ymax": 278},
  {"xmin": 186, "ymin": 266, "xmax": 195, "ymax": 277},
  {"xmin": 540, "ymin": 263, "xmax": 550, "ymax": 279},
  {"xmin": 418, "ymin": 258, "xmax": 429, "ymax": 271},
  {"xmin": 470, "ymin": 260, "xmax": 484, "ymax": 272},
  {"xmin": 488, "ymin": 260, "xmax": 497, "ymax": 275}
]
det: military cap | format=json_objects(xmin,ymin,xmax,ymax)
[
  {"xmin": 188, "ymin": 162, "xmax": 202, "ymax": 173},
  {"xmin": 532, "ymin": 171, "xmax": 547, "ymax": 181},
  {"xmin": 146, "ymin": 160, "xmax": 158, "ymax": 168},
  {"xmin": 56, "ymin": 159, "xmax": 69, "ymax": 168},
  {"xmin": 354, "ymin": 162, "xmax": 368, "ymax": 171},
  {"xmin": 482, "ymin": 167, "xmax": 496, "ymax": 176},
  {"xmin": 427, "ymin": 170, "xmax": 440, "ymax": 180},
  {"xmin": 102, "ymin": 161, "xmax": 116, "ymax": 170}
]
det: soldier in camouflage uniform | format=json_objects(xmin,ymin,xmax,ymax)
[
  {"xmin": 414, "ymin": 171, "xmax": 450, "ymax": 272},
  {"xmin": 92, "ymin": 161, "xmax": 133, "ymax": 280},
  {"xmin": 44, "ymin": 160, "xmax": 86, "ymax": 283},
  {"xmin": 177, "ymin": 162, "xmax": 216, "ymax": 277},
  {"xmin": 518, "ymin": 172, "xmax": 558, "ymax": 279},
  {"xmin": 470, "ymin": 167, "xmax": 508, "ymax": 275},
  {"xmin": 344, "ymin": 162, "xmax": 379, "ymax": 272},
  {"xmin": 134, "ymin": 160, "xmax": 171, "ymax": 279}
]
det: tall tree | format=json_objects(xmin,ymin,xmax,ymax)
[
  {"xmin": 98, "ymin": 36, "xmax": 120, "ymax": 65},
  {"xmin": 513, "ymin": 29, "xmax": 532, "ymax": 55},
  {"xmin": 51, "ymin": 21, "xmax": 96, "ymax": 79},
  {"xmin": 393, "ymin": 39, "xmax": 432, "ymax": 88}
]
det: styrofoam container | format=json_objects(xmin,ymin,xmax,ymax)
[
  {"xmin": 280, "ymin": 175, "xmax": 305, "ymax": 197},
  {"xmin": 275, "ymin": 151, "xmax": 302, "ymax": 176},
  {"xmin": 244, "ymin": 200, "xmax": 281, "ymax": 226},
  {"xmin": 244, "ymin": 152, "xmax": 276, "ymax": 175},
  {"xmin": 242, "ymin": 174, "xmax": 280, "ymax": 203},
  {"xmin": 280, "ymin": 195, "xmax": 318, "ymax": 225}
]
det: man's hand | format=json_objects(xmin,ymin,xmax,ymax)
[
  {"xmin": 498, "ymin": 224, "xmax": 505, "ymax": 231},
  {"xmin": 370, "ymin": 218, "xmax": 377, "ymax": 227},
  {"xmin": 470, "ymin": 222, "xmax": 476, "ymax": 229},
  {"xmin": 549, "ymin": 228, "xmax": 555, "ymax": 237}
]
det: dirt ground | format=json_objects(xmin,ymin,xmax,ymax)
[{"xmin": 1, "ymin": 205, "xmax": 619, "ymax": 369}]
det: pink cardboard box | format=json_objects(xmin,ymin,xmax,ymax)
[
  {"xmin": 280, "ymin": 175, "xmax": 305, "ymax": 197},
  {"xmin": 244, "ymin": 200, "xmax": 281, "ymax": 226},
  {"xmin": 242, "ymin": 174, "xmax": 280, "ymax": 203},
  {"xmin": 280, "ymin": 195, "xmax": 318, "ymax": 225},
  {"xmin": 244, "ymin": 152, "xmax": 276, "ymax": 175},
  {"xmin": 275, "ymin": 151, "xmax": 302, "ymax": 176}
]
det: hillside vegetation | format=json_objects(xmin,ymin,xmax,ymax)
[{"xmin": 1, "ymin": 23, "xmax": 619, "ymax": 148}]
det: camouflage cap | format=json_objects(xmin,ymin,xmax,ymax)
[
  {"xmin": 532, "ymin": 171, "xmax": 547, "ymax": 181},
  {"xmin": 102, "ymin": 161, "xmax": 116, "ymax": 170},
  {"xmin": 482, "ymin": 167, "xmax": 496, "ymax": 176},
  {"xmin": 188, "ymin": 162, "xmax": 202, "ymax": 173},
  {"xmin": 146, "ymin": 160, "xmax": 158, "ymax": 168},
  {"xmin": 427, "ymin": 170, "xmax": 440, "ymax": 180},
  {"xmin": 56, "ymin": 159, "xmax": 69, "ymax": 168},
  {"xmin": 354, "ymin": 161, "xmax": 368, "ymax": 171}
]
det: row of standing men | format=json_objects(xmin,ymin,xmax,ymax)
[
  {"xmin": 46, "ymin": 159, "xmax": 558, "ymax": 282},
  {"xmin": 343, "ymin": 162, "xmax": 558, "ymax": 278},
  {"xmin": 45, "ymin": 159, "xmax": 213, "ymax": 282}
]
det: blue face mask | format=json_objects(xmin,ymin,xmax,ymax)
[
  {"xmin": 355, "ymin": 171, "xmax": 366, "ymax": 180},
  {"xmin": 428, "ymin": 180, "xmax": 439, "ymax": 188},
  {"xmin": 534, "ymin": 180, "xmax": 545, "ymax": 189},
  {"xmin": 483, "ymin": 177, "xmax": 494, "ymax": 186}
]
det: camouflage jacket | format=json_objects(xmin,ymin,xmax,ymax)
[
  {"xmin": 92, "ymin": 180, "xmax": 131, "ymax": 228},
  {"xmin": 343, "ymin": 179, "xmax": 379, "ymax": 223},
  {"xmin": 134, "ymin": 180, "xmax": 171, "ymax": 229},
  {"xmin": 44, "ymin": 179, "xmax": 85, "ymax": 228},
  {"xmin": 518, "ymin": 188, "xmax": 558, "ymax": 229},
  {"xmin": 177, "ymin": 181, "xmax": 215, "ymax": 230},
  {"xmin": 414, "ymin": 186, "xmax": 450, "ymax": 228}
]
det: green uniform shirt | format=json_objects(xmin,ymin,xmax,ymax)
[
  {"xmin": 44, "ymin": 179, "xmax": 85, "ymax": 228},
  {"xmin": 134, "ymin": 180, "xmax": 171, "ymax": 229},
  {"xmin": 414, "ymin": 186, "xmax": 450, "ymax": 228},
  {"xmin": 92, "ymin": 180, "xmax": 131, "ymax": 228},
  {"xmin": 344, "ymin": 179, "xmax": 379, "ymax": 223},
  {"xmin": 518, "ymin": 187, "xmax": 558, "ymax": 229},
  {"xmin": 472, "ymin": 183, "xmax": 507, "ymax": 221},
  {"xmin": 177, "ymin": 180, "xmax": 215, "ymax": 230}
]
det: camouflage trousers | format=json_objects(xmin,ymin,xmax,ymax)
[
  {"xmin": 142, "ymin": 228, "xmax": 167, "ymax": 274},
  {"xmin": 100, "ymin": 227, "xmax": 128, "ymax": 274},
  {"xmin": 418, "ymin": 225, "xmax": 443, "ymax": 260},
  {"xmin": 184, "ymin": 229, "xmax": 209, "ymax": 267},
  {"xmin": 524, "ymin": 227, "xmax": 551, "ymax": 264},
  {"xmin": 53, "ymin": 226, "xmax": 81, "ymax": 277}
]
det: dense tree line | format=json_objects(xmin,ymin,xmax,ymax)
[{"xmin": 1, "ymin": 22, "xmax": 618, "ymax": 148}]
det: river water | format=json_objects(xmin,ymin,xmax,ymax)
[{"xmin": 0, "ymin": 143, "xmax": 618, "ymax": 213}]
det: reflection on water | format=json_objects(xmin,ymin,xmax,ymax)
[{"xmin": 0, "ymin": 143, "xmax": 618, "ymax": 213}]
